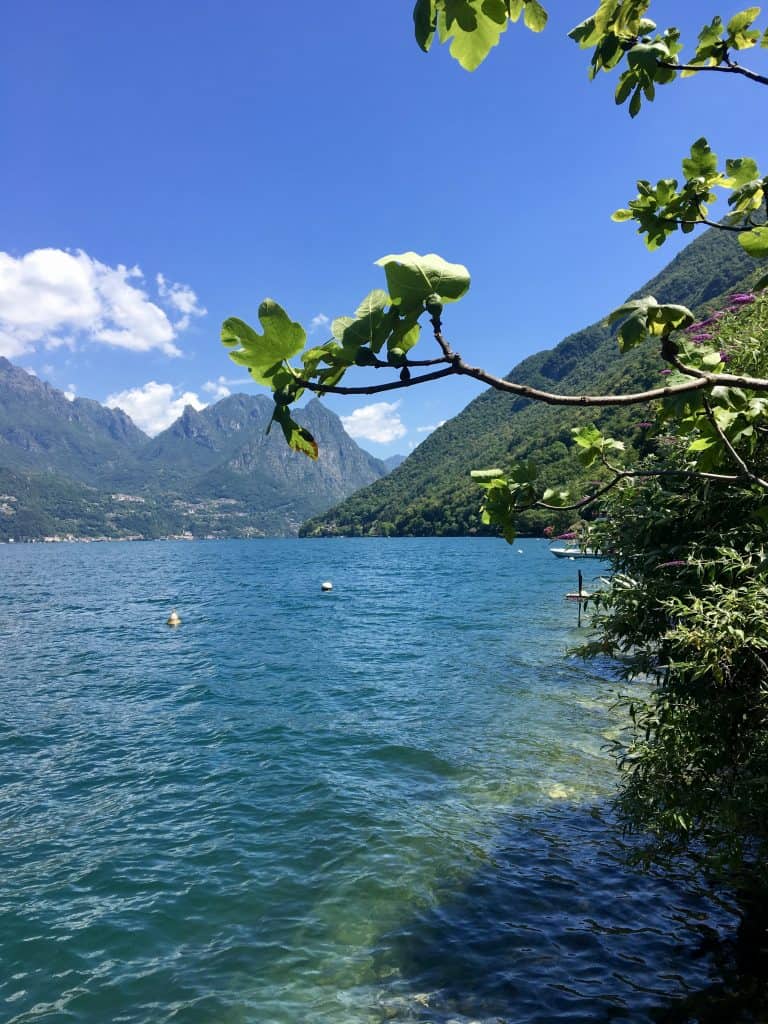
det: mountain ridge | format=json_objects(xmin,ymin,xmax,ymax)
[{"xmin": 0, "ymin": 362, "xmax": 392, "ymax": 540}]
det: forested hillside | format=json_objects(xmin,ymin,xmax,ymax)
[{"xmin": 302, "ymin": 226, "xmax": 763, "ymax": 537}]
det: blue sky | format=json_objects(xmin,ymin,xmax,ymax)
[{"xmin": 2, "ymin": 2, "xmax": 766, "ymax": 455}]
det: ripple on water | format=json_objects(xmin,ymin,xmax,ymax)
[{"xmin": 0, "ymin": 538, "xmax": 744, "ymax": 1023}]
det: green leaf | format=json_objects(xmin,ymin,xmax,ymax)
[
  {"xmin": 523, "ymin": 0, "xmax": 547, "ymax": 32},
  {"xmin": 222, "ymin": 302, "xmax": 306, "ymax": 385},
  {"xmin": 470, "ymin": 468, "xmax": 505, "ymax": 480},
  {"xmin": 651, "ymin": 303, "xmax": 695, "ymax": 331},
  {"xmin": 331, "ymin": 316, "xmax": 353, "ymax": 341},
  {"xmin": 413, "ymin": 0, "xmax": 437, "ymax": 51},
  {"xmin": 608, "ymin": 296, "xmax": 657, "ymax": 325},
  {"xmin": 611, "ymin": 208, "xmax": 633, "ymax": 222},
  {"xmin": 572, "ymin": 425, "xmax": 603, "ymax": 448},
  {"xmin": 724, "ymin": 157, "xmax": 760, "ymax": 187},
  {"xmin": 739, "ymin": 225, "xmax": 768, "ymax": 258},
  {"xmin": 727, "ymin": 7, "xmax": 761, "ymax": 48},
  {"xmin": 754, "ymin": 271, "xmax": 768, "ymax": 291},
  {"xmin": 437, "ymin": 0, "xmax": 509, "ymax": 70},
  {"xmin": 688, "ymin": 436, "xmax": 717, "ymax": 452},
  {"xmin": 375, "ymin": 252, "xmax": 470, "ymax": 308},
  {"xmin": 702, "ymin": 350, "xmax": 725, "ymax": 368},
  {"xmin": 682, "ymin": 138, "xmax": 718, "ymax": 181},
  {"xmin": 222, "ymin": 316, "xmax": 258, "ymax": 348},
  {"xmin": 339, "ymin": 290, "xmax": 391, "ymax": 353},
  {"xmin": 271, "ymin": 404, "xmax": 319, "ymax": 460},
  {"xmin": 542, "ymin": 487, "xmax": 571, "ymax": 507},
  {"xmin": 508, "ymin": 0, "xmax": 524, "ymax": 21}
]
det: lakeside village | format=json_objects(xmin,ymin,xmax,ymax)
[{"xmin": 0, "ymin": 492, "xmax": 272, "ymax": 544}]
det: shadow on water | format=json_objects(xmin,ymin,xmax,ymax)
[{"xmin": 371, "ymin": 802, "xmax": 768, "ymax": 1024}]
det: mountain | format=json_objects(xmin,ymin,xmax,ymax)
[
  {"xmin": 302, "ymin": 225, "xmax": 764, "ymax": 538},
  {"xmin": 0, "ymin": 357, "xmax": 148, "ymax": 485},
  {"xmin": 135, "ymin": 395, "xmax": 391, "ymax": 535},
  {"xmin": 0, "ymin": 363, "xmax": 391, "ymax": 540}
]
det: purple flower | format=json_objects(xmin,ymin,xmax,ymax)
[
  {"xmin": 690, "ymin": 332, "xmax": 713, "ymax": 343},
  {"xmin": 686, "ymin": 315, "xmax": 717, "ymax": 332},
  {"xmin": 660, "ymin": 368, "xmax": 672, "ymax": 376},
  {"xmin": 720, "ymin": 350, "xmax": 732, "ymax": 363},
  {"xmin": 637, "ymin": 421, "xmax": 653, "ymax": 429},
  {"xmin": 729, "ymin": 293, "xmax": 755, "ymax": 305},
  {"xmin": 557, "ymin": 531, "xmax": 577, "ymax": 540}
]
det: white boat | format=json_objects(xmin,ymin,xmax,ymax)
[{"xmin": 549, "ymin": 544, "xmax": 597, "ymax": 559}]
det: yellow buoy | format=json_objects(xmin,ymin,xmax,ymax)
[{"xmin": 167, "ymin": 610, "xmax": 182, "ymax": 627}]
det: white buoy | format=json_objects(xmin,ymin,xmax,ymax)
[
  {"xmin": 167, "ymin": 610, "xmax": 182, "ymax": 626},
  {"xmin": 321, "ymin": 581, "xmax": 333, "ymax": 592}
]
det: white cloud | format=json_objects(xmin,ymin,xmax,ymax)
[
  {"xmin": 0, "ymin": 248, "xmax": 205, "ymax": 359},
  {"xmin": 203, "ymin": 376, "xmax": 232, "ymax": 400},
  {"xmin": 156, "ymin": 273, "xmax": 207, "ymax": 329},
  {"xmin": 64, "ymin": 385, "xmax": 76, "ymax": 402},
  {"xmin": 340, "ymin": 401, "xmax": 407, "ymax": 444},
  {"xmin": 106, "ymin": 381, "xmax": 206, "ymax": 436},
  {"xmin": 416, "ymin": 420, "xmax": 446, "ymax": 434},
  {"xmin": 309, "ymin": 313, "xmax": 330, "ymax": 334}
]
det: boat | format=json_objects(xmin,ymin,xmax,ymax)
[{"xmin": 549, "ymin": 544, "xmax": 598, "ymax": 559}]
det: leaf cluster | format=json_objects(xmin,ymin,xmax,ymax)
[
  {"xmin": 222, "ymin": 253, "xmax": 470, "ymax": 459},
  {"xmin": 413, "ymin": 0, "xmax": 547, "ymax": 71},
  {"xmin": 612, "ymin": 139, "xmax": 768, "ymax": 257}
]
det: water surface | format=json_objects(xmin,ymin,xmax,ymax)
[{"xmin": 0, "ymin": 538, "xmax": 740, "ymax": 1022}]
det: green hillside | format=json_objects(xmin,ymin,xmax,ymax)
[{"xmin": 302, "ymin": 226, "xmax": 764, "ymax": 538}]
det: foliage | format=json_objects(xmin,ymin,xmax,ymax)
[{"xmin": 578, "ymin": 294, "xmax": 768, "ymax": 879}]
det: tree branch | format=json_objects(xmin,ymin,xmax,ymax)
[
  {"xmin": 451, "ymin": 352, "xmax": 716, "ymax": 405},
  {"xmin": 298, "ymin": 346, "xmax": 768, "ymax": 405},
  {"xmin": 296, "ymin": 364, "xmax": 458, "ymax": 396},
  {"xmin": 664, "ymin": 216, "xmax": 746, "ymax": 234},
  {"xmin": 661, "ymin": 59, "xmax": 768, "ymax": 87}
]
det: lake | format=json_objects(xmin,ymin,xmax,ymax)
[{"xmin": 0, "ymin": 538, "xmax": 740, "ymax": 1022}]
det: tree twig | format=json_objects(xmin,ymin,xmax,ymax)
[
  {"xmin": 701, "ymin": 396, "xmax": 768, "ymax": 489},
  {"xmin": 534, "ymin": 464, "xmax": 740, "ymax": 513}
]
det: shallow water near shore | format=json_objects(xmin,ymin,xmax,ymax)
[{"xmin": 0, "ymin": 537, "xmax": 747, "ymax": 1022}]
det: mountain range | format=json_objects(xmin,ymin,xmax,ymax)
[
  {"xmin": 302, "ymin": 225, "xmax": 765, "ymax": 538},
  {"xmin": 0, "ymin": 358, "xmax": 394, "ymax": 541},
  {"xmin": 3, "ymin": 224, "xmax": 763, "ymax": 544}
]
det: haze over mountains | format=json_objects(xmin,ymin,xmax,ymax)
[
  {"xmin": 303, "ymin": 225, "xmax": 764, "ymax": 538},
  {"xmin": 0, "ymin": 358, "xmax": 394, "ymax": 540}
]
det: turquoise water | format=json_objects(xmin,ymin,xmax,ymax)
[{"xmin": 0, "ymin": 538, "xmax": 739, "ymax": 1023}]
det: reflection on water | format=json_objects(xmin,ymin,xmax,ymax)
[{"xmin": 0, "ymin": 538, "xmax": 762, "ymax": 1022}]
